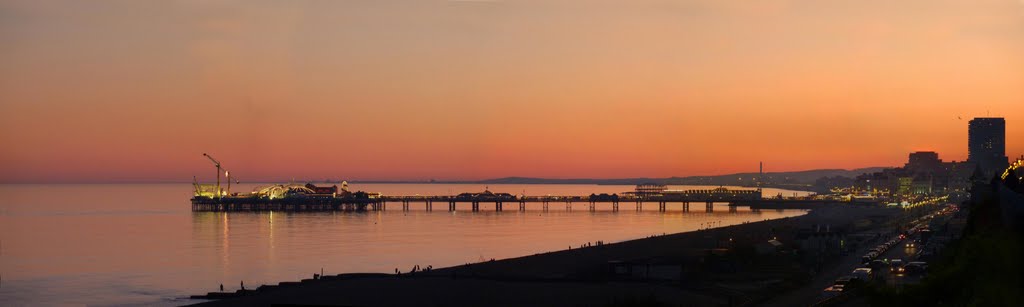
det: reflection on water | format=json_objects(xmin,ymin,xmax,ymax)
[{"xmin": 0, "ymin": 184, "xmax": 808, "ymax": 305}]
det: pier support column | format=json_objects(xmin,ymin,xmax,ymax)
[
  {"xmin": 543, "ymin": 201, "xmax": 549, "ymax": 212},
  {"xmin": 449, "ymin": 201, "xmax": 456, "ymax": 212},
  {"xmin": 589, "ymin": 201, "xmax": 595, "ymax": 212},
  {"xmin": 706, "ymin": 201, "xmax": 713, "ymax": 212},
  {"xmin": 426, "ymin": 201, "xmax": 432, "ymax": 212},
  {"xmin": 496, "ymin": 202, "xmax": 502, "ymax": 211},
  {"xmin": 519, "ymin": 202, "xmax": 525, "ymax": 211},
  {"xmin": 636, "ymin": 201, "xmax": 642, "ymax": 211},
  {"xmin": 612, "ymin": 201, "xmax": 618, "ymax": 211},
  {"xmin": 729, "ymin": 205, "xmax": 737, "ymax": 213},
  {"xmin": 472, "ymin": 202, "xmax": 479, "ymax": 212},
  {"xmin": 683, "ymin": 202, "xmax": 689, "ymax": 212},
  {"xmin": 402, "ymin": 201, "xmax": 409, "ymax": 211}
]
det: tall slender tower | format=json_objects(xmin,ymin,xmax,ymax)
[{"xmin": 758, "ymin": 161, "xmax": 764, "ymax": 191}]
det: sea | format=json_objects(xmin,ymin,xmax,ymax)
[{"xmin": 0, "ymin": 183, "xmax": 810, "ymax": 306}]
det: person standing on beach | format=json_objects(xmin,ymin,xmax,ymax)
[
  {"xmin": 220, "ymin": 284, "xmax": 223, "ymax": 292},
  {"xmin": 240, "ymin": 280, "xmax": 245, "ymax": 291}
]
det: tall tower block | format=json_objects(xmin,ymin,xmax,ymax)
[{"xmin": 968, "ymin": 117, "xmax": 1008, "ymax": 177}]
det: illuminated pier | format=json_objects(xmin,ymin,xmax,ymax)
[
  {"xmin": 191, "ymin": 156, "xmax": 873, "ymax": 213},
  {"xmin": 191, "ymin": 185, "xmax": 869, "ymax": 213}
]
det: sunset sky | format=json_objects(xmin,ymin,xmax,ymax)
[{"xmin": 1, "ymin": 0, "xmax": 1022, "ymax": 183}]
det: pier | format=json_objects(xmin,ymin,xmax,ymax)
[
  {"xmin": 191, "ymin": 186, "xmax": 870, "ymax": 213},
  {"xmin": 191, "ymin": 156, "xmax": 869, "ymax": 213}
]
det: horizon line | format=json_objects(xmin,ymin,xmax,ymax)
[{"xmin": 0, "ymin": 165, "xmax": 892, "ymax": 185}]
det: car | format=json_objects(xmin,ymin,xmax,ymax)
[
  {"xmin": 905, "ymin": 241, "xmax": 916, "ymax": 248},
  {"xmin": 852, "ymin": 268, "xmax": 873, "ymax": 281},
  {"xmin": 820, "ymin": 285, "xmax": 845, "ymax": 299},
  {"xmin": 905, "ymin": 261, "xmax": 928, "ymax": 275},
  {"xmin": 839, "ymin": 275, "xmax": 865, "ymax": 288},
  {"xmin": 890, "ymin": 259, "xmax": 905, "ymax": 274},
  {"xmin": 869, "ymin": 259, "xmax": 888, "ymax": 270}
]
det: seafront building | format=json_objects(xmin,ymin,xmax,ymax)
[
  {"xmin": 968, "ymin": 117, "xmax": 1009, "ymax": 177},
  {"xmin": 854, "ymin": 152, "xmax": 973, "ymax": 199},
  {"xmin": 851, "ymin": 117, "xmax": 1010, "ymax": 200}
]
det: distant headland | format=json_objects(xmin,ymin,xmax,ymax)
[{"xmin": 344, "ymin": 167, "xmax": 888, "ymax": 192}]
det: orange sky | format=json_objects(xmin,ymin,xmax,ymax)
[{"xmin": 1, "ymin": 0, "xmax": 1022, "ymax": 183}]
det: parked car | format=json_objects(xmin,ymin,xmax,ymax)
[
  {"xmin": 852, "ymin": 268, "xmax": 873, "ymax": 281},
  {"xmin": 820, "ymin": 285, "xmax": 844, "ymax": 300},
  {"xmin": 905, "ymin": 261, "xmax": 928, "ymax": 275},
  {"xmin": 869, "ymin": 259, "xmax": 888, "ymax": 270}
]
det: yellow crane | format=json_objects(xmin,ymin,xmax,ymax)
[{"xmin": 202, "ymin": 153, "xmax": 222, "ymax": 198}]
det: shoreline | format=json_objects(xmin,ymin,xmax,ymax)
[{"xmin": 192, "ymin": 206, "xmax": 899, "ymax": 306}]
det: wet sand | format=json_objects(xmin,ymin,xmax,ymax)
[{"xmin": 194, "ymin": 206, "xmax": 897, "ymax": 306}]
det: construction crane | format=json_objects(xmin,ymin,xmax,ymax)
[
  {"xmin": 192, "ymin": 176, "xmax": 202, "ymax": 197},
  {"xmin": 202, "ymin": 153, "xmax": 222, "ymax": 198}
]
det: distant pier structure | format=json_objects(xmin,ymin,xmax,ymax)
[
  {"xmin": 191, "ymin": 184, "xmax": 779, "ymax": 213},
  {"xmin": 191, "ymin": 156, "xmax": 859, "ymax": 213}
]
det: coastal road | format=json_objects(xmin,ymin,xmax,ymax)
[
  {"xmin": 760, "ymin": 226, "xmax": 895, "ymax": 306},
  {"xmin": 763, "ymin": 206, "xmax": 944, "ymax": 306}
]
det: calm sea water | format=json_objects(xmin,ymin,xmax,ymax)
[{"xmin": 0, "ymin": 184, "xmax": 809, "ymax": 306}]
